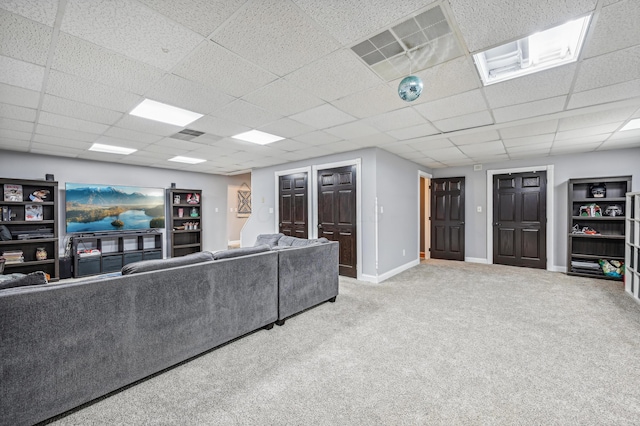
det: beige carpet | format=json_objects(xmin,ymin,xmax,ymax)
[{"xmin": 48, "ymin": 260, "xmax": 640, "ymax": 425}]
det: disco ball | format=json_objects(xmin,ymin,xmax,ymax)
[{"xmin": 398, "ymin": 75, "xmax": 423, "ymax": 102}]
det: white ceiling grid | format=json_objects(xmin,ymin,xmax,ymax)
[{"xmin": 0, "ymin": 0, "xmax": 638, "ymax": 174}]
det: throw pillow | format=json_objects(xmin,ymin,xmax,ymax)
[
  {"xmin": 212, "ymin": 244, "xmax": 271, "ymax": 260},
  {"xmin": 254, "ymin": 233, "xmax": 284, "ymax": 248},
  {"xmin": 121, "ymin": 251, "xmax": 214, "ymax": 275},
  {"xmin": 0, "ymin": 271, "xmax": 48, "ymax": 290}
]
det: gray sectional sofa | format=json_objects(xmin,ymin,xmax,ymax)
[{"xmin": 0, "ymin": 236, "xmax": 338, "ymax": 426}]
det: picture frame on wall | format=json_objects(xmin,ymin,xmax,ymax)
[{"xmin": 237, "ymin": 183, "xmax": 251, "ymax": 218}]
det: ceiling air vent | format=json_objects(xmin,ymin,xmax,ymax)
[{"xmin": 171, "ymin": 128, "xmax": 205, "ymax": 141}]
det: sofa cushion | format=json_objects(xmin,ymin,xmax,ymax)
[
  {"xmin": 212, "ymin": 244, "xmax": 271, "ymax": 260},
  {"xmin": 0, "ymin": 271, "xmax": 48, "ymax": 290},
  {"xmin": 277, "ymin": 235, "xmax": 297, "ymax": 247},
  {"xmin": 121, "ymin": 251, "xmax": 214, "ymax": 275},
  {"xmin": 255, "ymin": 233, "xmax": 284, "ymax": 248},
  {"xmin": 291, "ymin": 237, "xmax": 329, "ymax": 247}
]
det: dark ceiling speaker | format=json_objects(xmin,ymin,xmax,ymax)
[
  {"xmin": 171, "ymin": 182, "xmax": 176, "ymax": 188},
  {"xmin": 45, "ymin": 174, "xmax": 54, "ymax": 181}
]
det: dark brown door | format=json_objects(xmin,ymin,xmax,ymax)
[
  {"xmin": 430, "ymin": 177, "xmax": 465, "ymax": 260},
  {"xmin": 493, "ymin": 171, "xmax": 547, "ymax": 269},
  {"xmin": 279, "ymin": 173, "xmax": 308, "ymax": 238},
  {"xmin": 317, "ymin": 165, "xmax": 357, "ymax": 278}
]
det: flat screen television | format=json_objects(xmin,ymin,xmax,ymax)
[{"xmin": 65, "ymin": 183, "xmax": 165, "ymax": 233}]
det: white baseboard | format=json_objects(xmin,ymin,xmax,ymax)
[
  {"xmin": 359, "ymin": 259, "xmax": 420, "ymax": 284},
  {"xmin": 465, "ymin": 257, "xmax": 488, "ymax": 264},
  {"xmin": 550, "ymin": 265, "xmax": 567, "ymax": 273}
]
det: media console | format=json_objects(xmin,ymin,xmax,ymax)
[{"xmin": 71, "ymin": 230, "xmax": 163, "ymax": 277}]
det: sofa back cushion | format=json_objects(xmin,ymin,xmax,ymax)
[
  {"xmin": 0, "ymin": 271, "xmax": 48, "ymax": 290},
  {"xmin": 121, "ymin": 251, "xmax": 214, "ymax": 275},
  {"xmin": 255, "ymin": 233, "xmax": 284, "ymax": 248},
  {"xmin": 212, "ymin": 244, "xmax": 271, "ymax": 260}
]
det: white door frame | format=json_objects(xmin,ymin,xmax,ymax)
[
  {"xmin": 486, "ymin": 165, "xmax": 555, "ymax": 270},
  {"xmin": 417, "ymin": 170, "xmax": 433, "ymax": 262},
  {"xmin": 312, "ymin": 159, "xmax": 362, "ymax": 280},
  {"xmin": 273, "ymin": 166, "xmax": 312, "ymax": 235}
]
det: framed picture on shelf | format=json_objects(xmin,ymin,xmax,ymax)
[
  {"xmin": 25, "ymin": 204, "xmax": 43, "ymax": 221},
  {"xmin": 4, "ymin": 184, "xmax": 23, "ymax": 202}
]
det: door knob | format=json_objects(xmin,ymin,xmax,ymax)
[
  {"xmin": 279, "ymin": 223, "xmax": 282, "ymax": 227},
  {"xmin": 495, "ymin": 223, "xmax": 501, "ymax": 226},
  {"xmin": 460, "ymin": 221, "xmax": 465, "ymax": 225},
  {"xmin": 318, "ymin": 224, "xmax": 323, "ymax": 228}
]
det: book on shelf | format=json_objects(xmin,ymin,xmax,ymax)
[
  {"xmin": 25, "ymin": 204, "xmax": 43, "ymax": 221},
  {"xmin": 4, "ymin": 184, "xmax": 23, "ymax": 202},
  {"xmin": 1, "ymin": 206, "xmax": 9, "ymax": 221},
  {"xmin": 2, "ymin": 250, "xmax": 24, "ymax": 264}
]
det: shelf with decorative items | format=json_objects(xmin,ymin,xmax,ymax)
[
  {"xmin": 567, "ymin": 176, "xmax": 631, "ymax": 281},
  {"xmin": 625, "ymin": 192, "xmax": 640, "ymax": 302},
  {"xmin": 0, "ymin": 177, "xmax": 59, "ymax": 281},
  {"xmin": 166, "ymin": 188, "xmax": 202, "ymax": 257}
]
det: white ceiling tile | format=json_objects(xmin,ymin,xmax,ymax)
[
  {"xmin": 189, "ymin": 115, "xmax": 250, "ymax": 138},
  {"xmin": 408, "ymin": 138, "xmax": 455, "ymax": 152},
  {"xmin": 386, "ymin": 123, "xmax": 439, "ymax": 140},
  {"xmin": 365, "ymin": 107, "xmax": 427, "ymax": 132},
  {"xmin": 139, "ymin": 0, "xmax": 245, "ymax": 36},
  {"xmin": 609, "ymin": 128, "xmax": 640, "ymax": 140},
  {"xmin": 46, "ymin": 70, "xmax": 142, "ymax": 112},
  {"xmin": 493, "ymin": 97, "xmax": 566, "ymax": 123},
  {"xmin": 285, "ymin": 146, "xmax": 333, "ymax": 159},
  {"xmin": 214, "ymin": 100, "xmax": 283, "ymax": 129},
  {"xmin": 117, "ymin": 154, "xmax": 164, "ymax": 166},
  {"xmin": 0, "ymin": 8, "xmax": 52, "ymax": 65},
  {"xmin": 269, "ymin": 139, "xmax": 310, "ymax": 152},
  {"xmin": 485, "ymin": 65, "xmax": 576, "ymax": 109},
  {"xmin": 508, "ymin": 149, "xmax": 550, "ymax": 159},
  {"xmin": 33, "ymin": 135, "xmax": 91, "ymax": 151},
  {"xmin": 290, "ymin": 104, "xmax": 356, "ymax": 129},
  {"xmin": 449, "ymin": 130, "xmax": 500, "ymax": 145},
  {"xmin": 458, "ymin": 140, "xmax": 505, "ymax": 155},
  {"xmin": 574, "ymin": 46, "xmax": 640, "ymax": 92},
  {"xmin": 415, "ymin": 89, "xmax": 486, "ymax": 121},
  {"xmin": 408, "ymin": 57, "xmax": 480, "ymax": 102},
  {"xmin": 61, "ymin": 0, "xmax": 204, "ymax": 70},
  {"xmin": 449, "ymin": 0, "xmax": 597, "ymax": 52},
  {"xmin": 0, "ymin": 138, "xmax": 29, "ymax": 151},
  {"xmin": 76, "ymin": 151, "xmax": 129, "ymax": 162},
  {"xmin": 322, "ymin": 140, "xmax": 365, "ymax": 153},
  {"xmin": 92, "ymin": 136, "xmax": 150, "ymax": 150},
  {"xmin": 555, "ymin": 123, "xmax": 620, "ymax": 141},
  {"xmin": 552, "ymin": 142, "xmax": 602, "ymax": 154},
  {"xmin": 0, "ymin": 102, "xmax": 37, "ymax": 121},
  {"xmin": 154, "ymin": 138, "xmax": 209, "ymax": 152},
  {"xmin": 440, "ymin": 158, "xmax": 475, "ymax": 167},
  {"xmin": 503, "ymin": 134, "xmax": 555, "ymax": 148},
  {"xmin": 30, "ymin": 143, "xmax": 84, "ymax": 157},
  {"xmin": 42, "ymin": 95, "xmax": 123, "ymax": 125},
  {"xmin": 188, "ymin": 144, "xmax": 240, "ymax": 158},
  {"xmin": 211, "ymin": 1, "xmax": 339, "ymax": 76},
  {"xmin": 113, "ymin": 115, "xmax": 181, "ymax": 137},
  {"xmin": 597, "ymin": 138, "xmax": 640, "ymax": 150},
  {"xmin": 324, "ymin": 121, "xmax": 379, "ymax": 140},
  {"xmin": 258, "ymin": 118, "xmax": 315, "ymax": 139},
  {"xmin": 469, "ymin": 154, "xmax": 509, "ymax": 163},
  {"xmin": 425, "ymin": 146, "xmax": 467, "ymax": 161},
  {"xmin": 0, "ymin": 83, "xmax": 39, "ymax": 108},
  {"xmin": 174, "ymin": 41, "xmax": 277, "ymax": 98},
  {"xmin": 294, "ymin": 0, "xmax": 434, "ymax": 45},
  {"xmin": 294, "ymin": 131, "xmax": 342, "ymax": 145},
  {"xmin": 0, "ymin": 55, "xmax": 44, "ymax": 91},
  {"xmin": 285, "ymin": 49, "xmax": 382, "ymax": 102},
  {"xmin": 52, "ymin": 33, "xmax": 165, "ymax": 94},
  {"xmin": 350, "ymin": 132, "xmax": 395, "ymax": 147},
  {"xmin": 0, "ymin": 0, "xmax": 59, "ymax": 26},
  {"xmin": 553, "ymin": 134, "xmax": 609, "ymax": 146},
  {"xmin": 0, "ymin": 117, "xmax": 34, "ymax": 133},
  {"xmin": 242, "ymin": 79, "xmax": 324, "ymax": 117},
  {"xmin": 558, "ymin": 107, "xmax": 638, "ymax": 131},
  {"xmin": 36, "ymin": 124, "xmax": 100, "ymax": 143},
  {"xmin": 0, "ymin": 128, "xmax": 31, "ymax": 141},
  {"xmin": 103, "ymin": 126, "xmax": 163, "ymax": 144},
  {"xmin": 433, "ymin": 110, "xmax": 493, "ymax": 132},
  {"xmin": 583, "ymin": 0, "xmax": 640, "ymax": 58},
  {"xmin": 507, "ymin": 142, "xmax": 553, "ymax": 153},
  {"xmin": 498, "ymin": 121, "xmax": 559, "ymax": 139},
  {"xmin": 332, "ymin": 84, "xmax": 408, "ymax": 119},
  {"xmin": 32, "ymin": 133, "xmax": 92, "ymax": 149},
  {"xmin": 568, "ymin": 80, "xmax": 640, "ymax": 109},
  {"xmin": 38, "ymin": 111, "xmax": 109, "ymax": 134},
  {"xmin": 145, "ymin": 73, "xmax": 234, "ymax": 115}
]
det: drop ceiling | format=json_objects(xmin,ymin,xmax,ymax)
[{"xmin": 0, "ymin": 0, "xmax": 639, "ymax": 174}]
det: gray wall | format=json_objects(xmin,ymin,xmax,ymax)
[
  {"xmin": 241, "ymin": 147, "xmax": 430, "ymax": 279},
  {"xmin": 432, "ymin": 147, "xmax": 640, "ymax": 269},
  {"xmin": 0, "ymin": 150, "xmax": 231, "ymax": 255}
]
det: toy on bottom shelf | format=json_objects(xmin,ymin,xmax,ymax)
[{"xmin": 599, "ymin": 259, "xmax": 624, "ymax": 278}]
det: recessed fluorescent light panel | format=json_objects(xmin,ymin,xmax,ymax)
[
  {"xmin": 168, "ymin": 156, "xmax": 206, "ymax": 164},
  {"xmin": 620, "ymin": 118, "xmax": 640, "ymax": 132},
  {"xmin": 89, "ymin": 143, "xmax": 137, "ymax": 155},
  {"xmin": 473, "ymin": 15, "xmax": 591, "ymax": 86},
  {"xmin": 129, "ymin": 99, "xmax": 203, "ymax": 127},
  {"xmin": 231, "ymin": 130, "xmax": 284, "ymax": 145}
]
